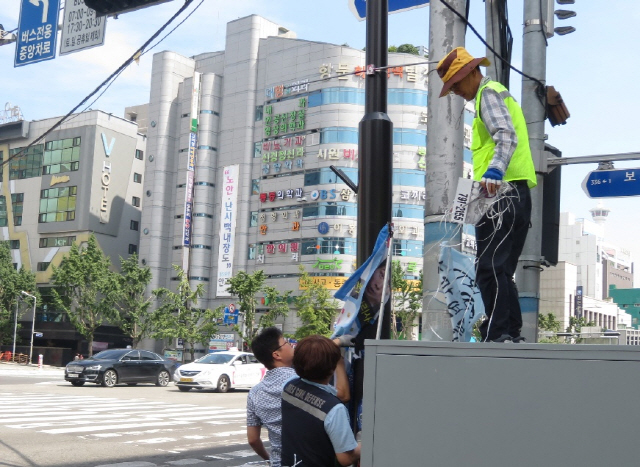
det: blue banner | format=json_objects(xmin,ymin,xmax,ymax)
[
  {"xmin": 332, "ymin": 224, "xmax": 390, "ymax": 338},
  {"xmin": 15, "ymin": 0, "xmax": 60, "ymax": 67}
]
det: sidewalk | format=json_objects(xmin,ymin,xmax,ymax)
[{"xmin": 0, "ymin": 360, "xmax": 65, "ymax": 376}]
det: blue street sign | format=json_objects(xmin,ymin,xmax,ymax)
[
  {"xmin": 349, "ymin": 0, "xmax": 430, "ymax": 21},
  {"xmin": 15, "ymin": 0, "xmax": 61, "ymax": 67},
  {"xmin": 582, "ymin": 168, "xmax": 640, "ymax": 198},
  {"xmin": 223, "ymin": 304, "xmax": 239, "ymax": 325}
]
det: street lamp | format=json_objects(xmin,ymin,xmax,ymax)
[
  {"xmin": 12, "ymin": 296, "xmax": 20, "ymax": 360},
  {"xmin": 21, "ymin": 291, "xmax": 36, "ymax": 365}
]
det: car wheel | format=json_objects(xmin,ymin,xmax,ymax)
[
  {"xmin": 156, "ymin": 370, "xmax": 170, "ymax": 387},
  {"xmin": 178, "ymin": 386, "xmax": 191, "ymax": 392},
  {"xmin": 216, "ymin": 375, "xmax": 230, "ymax": 393},
  {"xmin": 101, "ymin": 369, "xmax": 118, "ymax": 387},
  {"xmin": 70, "ymin": 380, "xmax": 85, "ymax": 387}
]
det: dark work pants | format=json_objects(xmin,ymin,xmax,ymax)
[{"xmin": 476, "ymin": 181, "xmax": 532, "ymax": 341}]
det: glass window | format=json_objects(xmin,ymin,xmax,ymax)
[
  {"xmin": 320, "ymin": 127, "xmax": 359, "ymax": 144},
  {"xmin": 132, "ymin": 196, "xmax": 141, "ymax": 207},
  {"xmin": 133, "ymin": 173, "xmax": 142, "ymax": 183},
  {"xmin": 135, "ymin": 149, "xmax": 144, "ymax": 160},
  {"xmin": 393, "ymin": 169, "xmax": 426, "ymax": 187},
  {"xmin": 393, "ymin": 203, "xmax": 424, "ymax": 219},
  {"xmin": 250, "ymin": 211, "xmax": 258, "ymax": 227},
  {"xmin": 129, "ymin": 244, "xmax": 138, "ymax": 254},
  {"xmin": 130, "ymin": 220, "xmax": 139, "ymax": 231},
  {"xmin": 393, "ymin": 129, "xmax": 427, "ymax": 146},
  {"xmin": 139, "ymin": 351, "xmax": 157, "ymax": 361}
]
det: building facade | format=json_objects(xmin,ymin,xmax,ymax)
[
  {"xmin": 0, "ymin": 111, "xmax": 146, "ymax": 355},
  {"xmin": 138, "ymin": 15, "xmax": 475, "ymax": 353},
  {"xmin": 539, "ymin": 207, "xmax": 635, "ymax": 342}
]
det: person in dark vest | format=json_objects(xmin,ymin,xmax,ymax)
[{"xmin": 281, "ymin": 335, "xmax": 360, "ymax": 467}]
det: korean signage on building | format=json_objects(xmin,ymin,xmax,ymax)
[
  {"xmin": 319, "ymin": 62, "xmax": 425, "ymax": 83},
  {"xmin": 264, "ymin": 98, "xmax": 307, "ymax": 138},
  {"xmin": 60, "ymin": 1, "xmax": 106, "ymax": 55},
  {"xmin": 255, "ymin": 242, "xmax": 300, "ymax": 264},
  {"xmin": 216, "ymin": 165, "xmax": 240, "ymax": 297},
  {"xmin": 15, "ymin": 0, "xmax": 60, "ymax": 66},
  {"xmin": 182, "ymin": 72, "xmax": 201, "ymax": 272}
]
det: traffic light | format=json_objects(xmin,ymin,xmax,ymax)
[
  {"xmin": 545, "ymin": 0, "xmax": 577, "ymax": 38},
  {"xmin": 84, "ymin": 0, "xmax": 175, "ymax": 17}
]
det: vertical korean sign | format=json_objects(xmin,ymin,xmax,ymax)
[
  {"xmin": 15, "ymin": 0, "xmax": 61, "ymax": 67},
  {"xmin": 182, "ymin": 72, "xmax": 201, "ymax": 272},
  {"xmin": 216, "ymin": 165, "xmax": 240, "ymax": 297}
]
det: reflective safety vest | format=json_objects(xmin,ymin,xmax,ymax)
[{"xmin": 471, "ymin": 80, "xmax": 537, "ymax": 188}]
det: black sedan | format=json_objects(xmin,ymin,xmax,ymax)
[{"xmin": 65, "ymin": 349, "xmax": 178, "ymax": 388}]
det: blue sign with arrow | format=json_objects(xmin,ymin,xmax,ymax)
[
  {"xmin": 582, "ymin": 168, "xmax": 640, "ymax": 198},
  {"xmin": 15, "ymin": 0, "xmax": 60, "ymax": 67},
  {"xmin": 349, "ymin": 0, "xmax": 430, "ymax": 21}
]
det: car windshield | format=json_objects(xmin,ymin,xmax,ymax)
[
  {"xmin": 195, "ymin": 353, "xmax": 235, "ymax": 364},
  {"xmin": 91, "ymin": 349, "xmax": 127, "ymax": 360}
]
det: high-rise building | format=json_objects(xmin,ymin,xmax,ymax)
[
  {"xmin": 139, "ymin": 15, "xmax": 475, "ymax": 353},
  {"xmin": 0, "ymin": 111, "xmax": 146, "ymax": 357}
]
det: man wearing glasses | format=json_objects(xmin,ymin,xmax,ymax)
[{"xmin": 246, "ymin": 328, "xmax": 351, "ymax": 466}]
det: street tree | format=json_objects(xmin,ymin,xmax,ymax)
[
  {"xmin": 0, "ymin": 241, "xmax": 39, "ymax": 346},
  {"xmin": 226, "ymin": 270, "xmax": 267, "ymax": 346},
  {"xmin": 51, "ymin": 235, "xmax": 119, "ymax": 356},
  {"xmin": 566, "ymin": 315, "xmax": 596, "ymax": 344},
  {"xmin": 390, "ymin": 261, "xmax": 422, "ymax": 340},
  {"xmin": 538, "ymin": 312, "xmax": 562, "ymax": 343},
  {"xmin": 152, "ymin": 265, "xmax": 222, "ymax": 362},
  {"xmin": 113, "ymin": 254, "xmax": 155, "ymax": 348},
  {"xmin": 260, "ymin": 286, "xmax": 292, "ymax": 329},
  {"xmin": 295, "ymin": 266, "xmax": 339, "ymax": 339}
]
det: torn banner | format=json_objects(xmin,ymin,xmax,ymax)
[
  {"xmin": 438, "ymin": 243, "xmax": 485, "ymax": 342},
  {"xmin": 332, "ymin": 224, "xmax": 390, "ymax": 338}
]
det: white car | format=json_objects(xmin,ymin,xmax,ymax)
[{"xmin": 173, "ymin": 351, "xmax": 266, "ymax": 393}]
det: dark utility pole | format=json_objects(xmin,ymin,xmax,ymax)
[{"xmin": 358, "ymin": 0, "xmax": 393, "ymax": 338}]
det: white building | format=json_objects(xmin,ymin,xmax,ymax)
[{"xmin": 539, "ymin": 204, "xmax": 634, "ymax": 340}]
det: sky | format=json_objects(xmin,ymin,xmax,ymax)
[{"xmin": 2, "ymin": 0, "xmax": 640, "ymax": 279}]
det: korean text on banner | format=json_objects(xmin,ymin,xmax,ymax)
[
  {"xmin": 438, "ymin": 244, "xmax": 485, "ymax": 342},
  {"xmin": 216, "ymin": 165, "xmax": 240, "ymax": 297},
  {"xmin": 332, "ymin": 225, "xmax": 390, "ymax": 338}
]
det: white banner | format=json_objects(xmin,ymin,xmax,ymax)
[{"xmin": 216, "ymin": 165, "xmax": 240, "ymax": 297}]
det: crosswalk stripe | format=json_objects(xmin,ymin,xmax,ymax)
[{"xmin": 42, "ymin": 420, "xmax": 193, "ymax": 434}]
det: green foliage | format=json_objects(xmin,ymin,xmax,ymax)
[
  {"xmin": 51, "ymin": 235, "xmax": 118, "ymax": 356},
  {"xmin": 390, "ymin": 261, "xmax": 422, "ymax": 340},
  {"xmin": 152, "ymin": 265, "xmax": 222, "ymax": 361},
  {"xmin": 388, "ymin": 44, "xmax": 421, "ymax": 55},
  {"xmin": 565, "ymin": 316, "xmax": 596, "ymax": 344},
  {"xmin": 538, "ymin": 312, "xmax": 562, "ymax": 343},
  {"xmin": 295, "ymin": 266, "xmax": 339, "ymax": 339},
  {"xmin": 226, "ymin": 270, "xmax": 266, "ymax": 345},
  {"xmin": 0, "ymin": 241, "xmax": 38, "ymax": 345},
  {"xmin": 113, "ymin": 254, "xmax": 154, "ymax": 348},
  {"xmin": 260, "ymin": 286, "xmax": 291, "ymax": 330}
]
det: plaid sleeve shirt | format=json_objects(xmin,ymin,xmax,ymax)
[{"xmin": 477, "ymin": 75, "xmax": 518, "ymax": 175}]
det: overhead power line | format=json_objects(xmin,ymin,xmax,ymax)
[{"xmin": 2, "ymin": 0, "xmax": 199, "ymax": 169}]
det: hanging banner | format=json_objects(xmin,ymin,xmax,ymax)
[
  {"xmin": 438, "ymin": 244, "xmax": 485, "ymax": 342},
  {"xmin": 216, "ymin": 165, "xmax": 240, "ymax": 297},
  {"xmin": 332, "ymin": 225, "xmax": 390, "ymax": 338}
]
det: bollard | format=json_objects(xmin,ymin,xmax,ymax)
[{"xmin": 38, "ymin": 354, "xmax": 43, "ymax": 369}]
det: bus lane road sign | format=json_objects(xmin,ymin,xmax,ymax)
[
  {"xmin": 15, "ymin": 0, "xmax": 61, "ymax": 67},
  {"xmin": 60, "ymin": 1, "xmax": 107, "ymax": 55}
]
